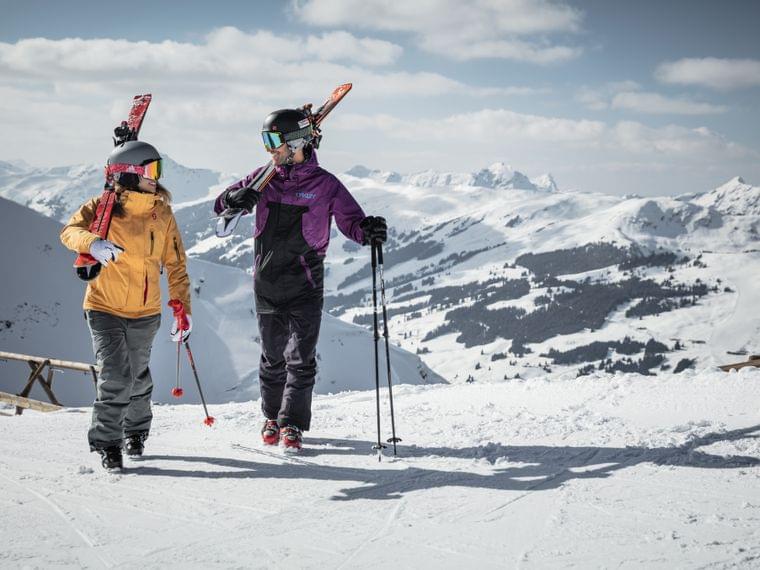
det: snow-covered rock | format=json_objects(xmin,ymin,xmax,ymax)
[{"xmin": 692, "ymin": 176, "xmax": 760, "ymax": 216}]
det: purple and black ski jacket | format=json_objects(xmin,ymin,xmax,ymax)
[{"xmin": 214, "ymin": 150, "xmax": 366, "ymax": 313}]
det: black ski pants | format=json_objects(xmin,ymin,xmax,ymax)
[{"xmin": 257, "ymin": 299, "xmax": 322, "ymax": 431}]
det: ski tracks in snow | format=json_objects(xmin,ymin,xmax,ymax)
[{"xmin": 0, "ymin": 471, "xmax": 114, "ymax": 568}]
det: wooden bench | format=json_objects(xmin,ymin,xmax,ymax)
[{"xmin": 0, "ymin": 350, "xmax": 99, "ymax": 415}]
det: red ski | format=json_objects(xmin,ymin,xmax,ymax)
[
  {"xmin": 74, "ymin": 94, "xmax": 152, "ymax": 280},
  {"xmin": 215, "ymin": 83, "xmax": 352, "ymax": 237}
]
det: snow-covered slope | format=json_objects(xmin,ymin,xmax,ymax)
[
  {"xmin": 692, "ymin": 176, "xmax": 760, "ymax": 216},
  {"xmin": 2, "ymin": 368, "xmax": 760, "ymax": 567},
  {"xmin": 0, "ymin": 197, "xmax": 442, "ymax": 406}
]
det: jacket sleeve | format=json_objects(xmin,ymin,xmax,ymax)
[
  {"xmin": 60, "ymin": 197, "xmax": 101, "ymax": 254},
  {"xmin": 332, "ymin": 178, "xmax": 367, "ymax": 244},
  {"xmin": 213, "ymin": 166, "xmax": 265, "ymax": 214},
  {"xmin": 162, "ymin": 212, "xmax": 192, "ymax": 314}
]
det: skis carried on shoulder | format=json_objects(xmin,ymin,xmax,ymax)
[
  {"xmin": 214, "ymin": 83, "xmax": 352, "ymax": 238},
  {"xmin": 74, "ymin": 94, "xmax": 152, "ymax": 281}
]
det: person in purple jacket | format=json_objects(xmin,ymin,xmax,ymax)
[{"xmin": 214, "ymin": 108, "xmax": 387, "ymax": 450}]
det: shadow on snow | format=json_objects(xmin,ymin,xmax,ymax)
[{"xmin": 129, "ymin": 424, "xmax": 760, "ymax": 501}]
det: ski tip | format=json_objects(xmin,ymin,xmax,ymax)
[{"xmin": 214, "ymin": 209, "xmax": 246, "ymax": 238}]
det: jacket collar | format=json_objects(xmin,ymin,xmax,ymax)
[
  {"xmin": 120, "ymin": 190, "xmax": 161, "ymax": 214},
  {"xmin": 275, "ymin": 149, "xmax": 320, "ymax": 179}
]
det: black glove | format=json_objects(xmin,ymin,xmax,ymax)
[
  {"xmin": 360, "ymin": 216, "xmax": 387, "ymax": 245},
  {"xmin": 223, "ymin": 185, "xmax": 260, "ymax": 212}
]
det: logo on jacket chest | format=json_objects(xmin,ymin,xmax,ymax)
[{"xmin": 295, "ymin": 191, "xmax": 316, "ymax": 200}]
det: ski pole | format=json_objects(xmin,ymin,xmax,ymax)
[
  {"xmin": 370, "ymin": 241, "xmax": 386, "ymax": 461},
  {"xmin": 376, "ymin": 242, "xmax": 401, "ymax": 455},
  {"xmin": 171, "ymin": 337, "xmax": 184, "ymax": 398},
  {"xmin": 183, "ymin": 341, "xmax": 215, "ymax": 426}
]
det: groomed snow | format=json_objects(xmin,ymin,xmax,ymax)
[{"xmin": 2, "ymin": 368, "xmax": 760, "ymax": 568}]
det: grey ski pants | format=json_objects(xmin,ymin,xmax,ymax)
[
  {"xmin": 86, "ymin": 310, "xmax": 161, "ymax": 451},
  {"xmin": 257, "ymin": 301, "xmax": 322, "ymax": 431}
]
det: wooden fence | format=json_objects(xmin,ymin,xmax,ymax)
[{"xmin": 0, "ymin": 350, "xmax": 98, "ymax": 415}]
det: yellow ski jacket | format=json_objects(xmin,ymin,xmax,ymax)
[{"xmin": 60, "ymin": 190, "xmax": 192, "ymax": 319}]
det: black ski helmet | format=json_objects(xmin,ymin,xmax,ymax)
[
  {"xmin": 107, "ymin": 140, "xmax": 162, "ymax": 188},
  {"xmin": 261, "ymin": 109, "xmax": 314, "ymax": 152}
]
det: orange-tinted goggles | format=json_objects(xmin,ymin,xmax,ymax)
[{"xmin": 106, "ymin": 159, "xmax": 162, "ymax": 181}]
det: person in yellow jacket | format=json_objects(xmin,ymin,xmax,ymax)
[{"xmin": 61, "ymin": 140, "xmax": 192, "ymax": 471}]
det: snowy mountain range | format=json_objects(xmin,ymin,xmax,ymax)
[
  {"xmin": 0, "ymin": 156, "xmax": 234, "ymax": 223},
  {"xmin": 345, "ymin": 161, "xmax": 559, "ymax": 192},
  {"xmin": 0, "ymin": 196, "xmax": 442, "ymax": 407},
  {"xmin": 2, "ymin": 155, "xmax": 760, "ymax": 386}
]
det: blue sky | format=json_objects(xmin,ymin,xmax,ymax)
[{"xmin": 2, "ymin": 0, "xmax": 759, "ymax": 195}]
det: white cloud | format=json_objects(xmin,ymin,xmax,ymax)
[
  {"xmin": 577, "ymin": 82, "xmax": 726, "ymax": 115},
  {"xmin": 334, "ymin": 108, "xmax": 755, "ymax": 161},
  {"xmin": 304, "ymin": 31, "xmax": 401, "ymax": 66},
  {"xmin": 0, "ymin": 27, "xmax": 403, "ymax": 78},
  {"xmin": 0, "ymin": 28, "xmax": 530, "ymax": 101},
  {"xmin": 610, "ymin": 91, "xmax": 726, "ymax": 115},
  {"xmin": 292, "ymin": 0, "xmax": 584, "ymax": 64},
  {"xmin": 655, "ymin": 58, "xmax": 760, "ymax": 91}
]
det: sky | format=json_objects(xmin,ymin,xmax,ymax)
[{"xmin": 1, "ymin": 0, "xmax": 759, "ymax": 196}]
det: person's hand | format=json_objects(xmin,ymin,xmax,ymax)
[
  {"xmin": 89, "ymin": 239, "xmax": 124, "ymax": 266},
  {"xmin": 168, "ymin": 299, "xmax": 192, "ymax": 342},
  {"xmin": 360, "ymin": 216, "xmax": 387, "ymax": 245},
  {"xmin": 223, "ymin": 185, "xmax": 260, "ymax": 212}
]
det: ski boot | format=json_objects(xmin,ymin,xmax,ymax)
[
  {"xmin": 280, "ymin": 425, "xmax": 303, "ymax": 451},
  {"xmin": 261, "ymin": 419, "xmax": 280, "ymax": 446},
  {"xmin": 123, "ymin": 432, "xmax": 147, "ymax": 459},
  {"xmin": 98, "ymin": 446, "xmax": 123, "ymax": 471}
]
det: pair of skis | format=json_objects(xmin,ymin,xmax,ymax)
[
  {"xmin": 73, "ymin": 94, "xmax": 153, "ymax": 280},
  {"xmin": 214, "ymin": 83, "xmax": 353, "ymax": 238}
]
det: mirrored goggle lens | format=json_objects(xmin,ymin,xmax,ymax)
[
  {"xmin": 142, "ymin": 160, "xmax": 162, "ymax": 181},
  {"xmin": 262, "ymin": 131, "xmax": 285, "ymax": 150}
]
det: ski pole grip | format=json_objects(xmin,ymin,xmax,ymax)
[{"xmin": 371, "ymin": 241, "xmax": 378, "ymax": 268}]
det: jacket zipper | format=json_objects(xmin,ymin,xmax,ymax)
[
  {"xmin": 143, "ymin": 273, "xmax": 148, "ymax": 305},
  {"xmin": 150, "ymin": 231, "xmax": 154, "ymax": 256},
  {"xmin": 173, "ymin": 237, "xmax": 180, "ymax": 262}
]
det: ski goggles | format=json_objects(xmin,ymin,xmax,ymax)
[
  {"xmin": 106, "ymin": 159, "xmax": 163, "ymax": 181},
  {"xmin": 262, "ymin": 130, "xmax": 286, "ymax": 151}
]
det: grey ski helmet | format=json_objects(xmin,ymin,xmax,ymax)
[
  {"xmin": 261, "ymin": 109, "xmax": 314, "ymax": 152},
  {"xmin": 107, "ymin": 141, "xmax": 162, "ymax": 188},
  {"xmin": 108, "ymin": 140, "xmax": 161, "ymax": 167}
]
